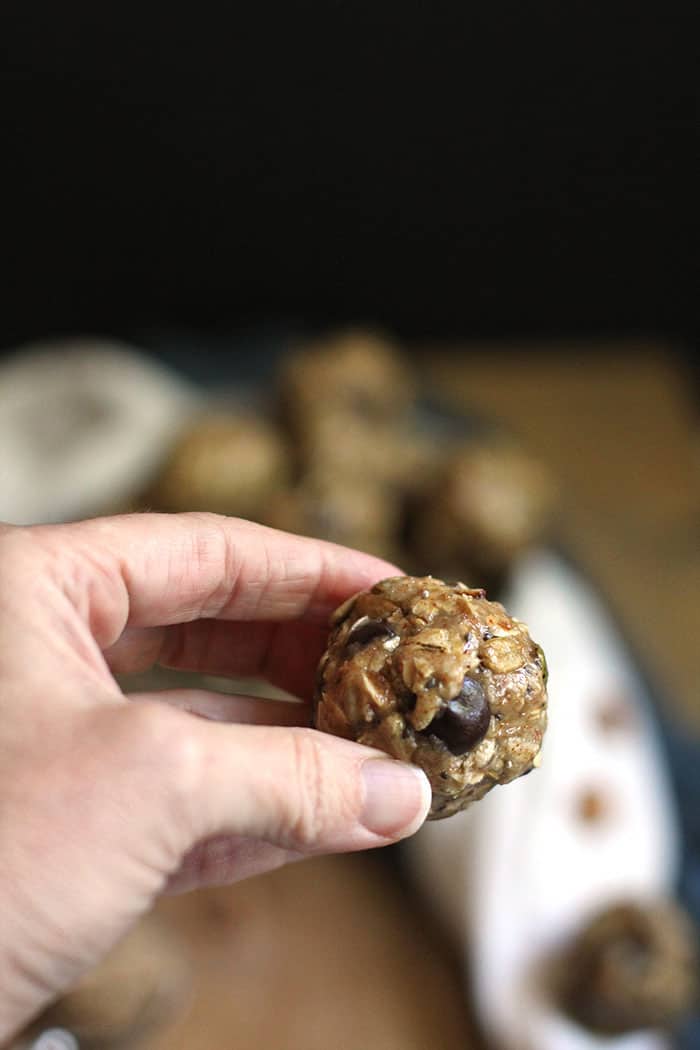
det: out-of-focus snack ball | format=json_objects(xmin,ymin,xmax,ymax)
[
  {"xmin": 279, "ymin": 329, "xmax": 415, "ymax": 424},
  {"xmin": 261, "ymin": 474, "xmax": 401, "ymax": 562},
  {"xmin": 555, "ymin": 900, "xmax": 698, "ymax": 1034},
  {"xmin": 315, "ymin": 576, "xmax": 548, "ymax": 819},
  {"xmin": 411, "ymin": 442, "xmax": 555, "ymax": 578},
  {"xmin": 37, "ymin": 918, "xmax": 189, "ymax": 1045},
  {"xmin": 295, "ymin": 411, "xmax": 438, "ymax": 492},
  {"xmin": 147, "ymin": 413, "xmax": 289, "ymax": 517}
]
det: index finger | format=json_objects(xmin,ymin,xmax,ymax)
[{"xmin": 39, "ymin": 512, "xmax": 399, "ymax": 644}]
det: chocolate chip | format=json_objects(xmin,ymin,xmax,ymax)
[
  {"xmin": 576, "ymin": 788, "xmax": 609, "ymax": 824},
  {"xmin": 401, "ymin": 691, "xmax": 417, "ymax": 713},
  {"xmin": 429, "ymin": 676, "xmax": 490, "ymax": 755},
  {"xmin": 596, "ymin": 696, "xmax": 632, "ymax": 732},
  {"xmin": 346, "ymin": 617, "xmax": 397, "ymax": 648}
]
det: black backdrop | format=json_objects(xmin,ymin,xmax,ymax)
[{"xmin": 1, "ymin": 1, "xmax": 698, "ymax": 350}]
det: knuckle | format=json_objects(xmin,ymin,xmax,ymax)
[
  {"xmin": 0, "ymin": 525, "xmax": 37, "ymax": 576},
  {"xmin": 0, "ymin": 525, "xmax": 80, "ymax": 599},
  {"xmin": 116, "ymin": 701, "xmax": 204, "ymax": 810},
  {"xmin": 75, "ymin": 701, "xmax": 204, "ymax": 873},
  {"xmin": 0, "ymin": 529, "xmax": 57, "ymax": 619},
  {"xmin": 280, "ymin": 730, "xmax": 332, "ymax": 849},
  {"xmin": 183, "ymin": 513, "xmax": 241, "ymax": 618}
]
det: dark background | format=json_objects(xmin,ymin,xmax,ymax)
[{"xmin": 1, "ymin": 1, "xmax": 698, "ymax": 351}]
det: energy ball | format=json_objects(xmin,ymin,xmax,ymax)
[
  {"xmin": 279, "ymin": 329, "xmax": 415, "ymax": 424},
  {"xmin": 278, "ymin": 330, "xmax": 436, "ymax": 492},
  {"xmin": 147, "ymin": 413, "xmax": 289, "ymax": 518},
  {"xmin": 555, "ymin": 901, "xmax": 698, "ymax": 1034},
  {"xmin": 315, "ymin": 576, "xmax": 548, "ymax": 818},
  {"xmin": 38, "ymin": 916, "xmax": 189, "ymax": 1043},
  {"xmin": 261, "ymin": 474, "xmax": 401, "ymax": 562},
  {"xmin": 412, "ymin": 442, "xmax": 555, "ymax": 581},
  {"xmin": 295, "ymin": 411, "xmax": 437, "ymax": 492}
]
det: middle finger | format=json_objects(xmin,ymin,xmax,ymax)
[{"xmin": 104, "ymin": 619, "xmax": 327, "ymax": 699}]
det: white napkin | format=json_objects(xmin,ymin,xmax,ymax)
[
  {"xmin": 0, "ymin": 339, "xmax": 199, "ymax": 524},
  {"xmin": 405, "ymin": 549, "xmax": 679, "ymax": 1050},
  {"xmin": 28, "ymin": 1031, "xmax": 78, "ymax": 1050}
]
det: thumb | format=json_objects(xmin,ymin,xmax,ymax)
[{"xmin": 176, "ymin": 716, "xmax": 432, "ymax": 855}]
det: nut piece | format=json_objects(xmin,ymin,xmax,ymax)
[
  {"xmin": 555, "ymin": 900, "xmax": 698, "ymax": 1034},
  {"xmin": 314, "ymin": 576, "xmax": 548, "ymax": 818}
]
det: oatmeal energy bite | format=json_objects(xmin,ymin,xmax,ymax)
[
  {"xmin": 315, "ymin": 576, "xmax": 548, "ymax": 818},
  {"xmin": 555, "ymin": 901, "xmax": 697, "ymax": 1034}
]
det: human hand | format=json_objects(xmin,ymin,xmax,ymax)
[{"xmin": 0, "ymin": 513, "xmax": 430, "ymax": 1041}]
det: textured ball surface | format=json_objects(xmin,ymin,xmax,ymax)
[
  {"xmin": 556, "ymin": 901, "xmax": 698, "ymax": 1034},
  {"xmin": 315, "ymin": 576, "xmax": 548, "ymax": 818}
]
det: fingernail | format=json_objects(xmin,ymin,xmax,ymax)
[{"xmin": 360, "ymin": 759, "xmax": 431, "ymax": 838}]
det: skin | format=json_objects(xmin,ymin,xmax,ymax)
[{"xmin": 0, "ymin": 513, "xmax": 430, "ymax": 1043}]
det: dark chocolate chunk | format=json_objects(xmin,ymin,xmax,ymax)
[
  {"xmin": 429, "ymin": 676, "xmax": 490, "ymax": 755},
  {"xmin": 346, "ymin": 617, "xmax": 397, "ymax": 648},
  {"xmin": 576, "ymin": 788, "xmax": 609, "ymax": 824}
]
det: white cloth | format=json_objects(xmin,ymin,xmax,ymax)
[
  {"xmin": 405, "ymin": 550, "xmax": 679, "ymax": 1050},
  {"xmin": 0, "ymin": 339, "xmax": 199, "ymax": 524},
  {"xmin": 29, "ymin": 1031, "xmax": 78, "ymax": 1050}
]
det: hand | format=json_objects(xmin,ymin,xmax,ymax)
[{"xmin": 0, "ymin": 513, "xmax": 430, "ymax": 1041}]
